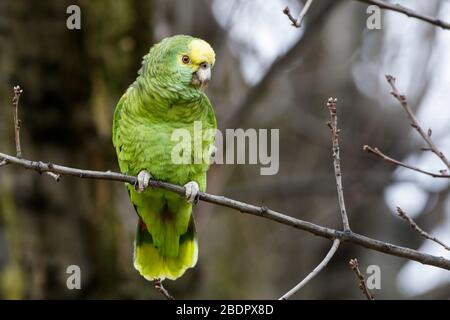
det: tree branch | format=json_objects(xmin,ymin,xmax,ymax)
[
  {"xmin": 326, "ymin": 98, "xmax": 351, "ymax": 232},
  {"xmin": 386, "ymin": 75, "xmax": 450, "ymax": 172},
  {"xmin": 9, "ymin": 85, "xmax": 61, "ymax": 181},
  {"xmin": 1, "ymin": 151, "xmax": 450, "ymax": 271},
  {"xmin": 279, "ymin": 239, "xmax": 340, "ymax": 300},
  {"xmin": 396, "ymin": 207, "xmax": 450, "ymax": 252},
  {"xmin": 363, "ymin": 145, "xmax": 450, "ymax": 179},
  {"xmin": 355, "ymin": 0, "xmax": 450, "ymax": 31},
  {"xmin": 279, "ymin": 97, "xmax": 349, "ymax": 299},
  {"xmin": 283, "ymin": 0, "xmax": 315, "ymax": 28},
  {"xmin": 12, "ymin": 85, "xmax": 22, "ymax": 158},
  {"xmin": 153, "ymin": 279, "xmax": 174, "ymax": 300},
  {"xmin": 349, "ymin": 258, "xmax": 374, "ymax": 300}
]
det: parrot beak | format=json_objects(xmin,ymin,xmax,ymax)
[{"xmin": 192, "ymin": 62, "xmax": 211, "ymax": 88}]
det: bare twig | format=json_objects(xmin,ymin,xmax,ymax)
[
  {"xmin": 279, "ymin": 98, "xmax": 349, "ymax": 298},
  {"xmin": 279, "ymin": 239, "xmax": 340, "ymax": 300},
  {"xmin": 12, "ymin": 85, "xmax": 23, "ymax": 158},
  {"xmin": 7, "ymin": 86, "xmax": 61, "ymax": 181},
  {"xmin": 282, "ymin": 6, "xmax": 298, "ymax": 26},
  {"xmin": 355, "ymin": 0, "xmax": 450, "ymax": 30},
  {"xmin": 326, "ymin": 98, "xmax": 351, "ymax": 232},
  {"xmin": 45, "ymin": 171, "xmax": 61, "ymax": 181},
  {"xmin": 283, "ymin": 0, "xmax": 315, "ymax": 28},
  {"xmin": 153, "ymin": 279, "xmax": 174, "ymax": 300},
  {"xmin": 363, "ymin": 145, "xmax": 450, "ymax": 178},
  {"xmin": 1, "ymin": 151, "xmax": 450, "ymax": 271},
  {"xmin": 349, "ymin": 258, "xmax": 374, "ymax": 300},
  {"xmin": 396, "ymin": 207, "xmax": 450, "ymax": 251},
  {"xmin": 386, "ymin": 75, "xmax": 450, "ymax": 171}
]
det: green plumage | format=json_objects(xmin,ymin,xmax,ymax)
[{"xmin": 112, "ymin": 35, "xmax": 216, "ymax": 281}]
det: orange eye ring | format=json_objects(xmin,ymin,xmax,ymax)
[{"xmin": 181, "ymin": 55, "xmax": 190, "ymax": 64}]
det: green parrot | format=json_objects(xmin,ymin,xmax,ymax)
[{"xmin": 112, "ymin": 35, "xmax": 217, "ymax": 281}]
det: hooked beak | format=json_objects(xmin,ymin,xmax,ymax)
[{"xmin": 192, "ymin": 62, "xmax": 211, "ymax": 88}]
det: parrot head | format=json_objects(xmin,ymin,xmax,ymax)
[{"xmin": 141, "ymin": 35, "xmax": 215, "ymax": 91}]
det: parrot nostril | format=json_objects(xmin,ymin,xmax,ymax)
[{"xmin": 200, "ymin": 62, "xmax": 209, "ymax": 69}]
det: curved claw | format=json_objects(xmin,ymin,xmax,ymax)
[
  {"xmin": 136, "ymin": 170, "xmax": 152, "ymax": 193},
  {"xmin": 210, "ymin": 145, "xmax": 217, "ymax": 158},
  {"xmin": 184, "ymin": 181, "xmax": 199, "ymax": 204}
]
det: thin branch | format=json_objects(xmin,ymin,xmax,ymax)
[
  {"xmin": 45, "ymin": 171, "xmax": 61, "ymax": 181},
  {"xmin": 349, "ymin": 258, "xmax": 374, "ymax": 300},
  {"xmin": 363, "ymin": 145, "xmax": 450, "ymax": 178},
  {"xmin": 326, "ymin": 98, "xmax": 351, "ymax": 232},
  {"xmin": 386, "ymin": 75, "xmax": 450, "ymax": 171},
  {"xmin": 282, "ymin": 6, "xmax": 298, "ymax": 27},
  {"xmin": 279, "ymin": 239, "xmax": 340, "ymax": 300},
  {"xmin": 1, "ymin": 151, "xmax": 450, "ymax": 271},
  {"xmin": 355, "ymin": 0, "xmax": 450, "ymax": 30},
  {"xmin": 279, "ymin": 98, "xmax": 347, "ymax": 300},
  {"xmin": 283, "ymin": 0, "xmax": 315, "ymax": 28},
  {"xmin": 12, "ymin": 85, "xmax": 23, "ymax": 158},
  {"xmin": 153, "ymin": 279, "xmax": 174, "ymax": 300},
  {"xmin": 8, "ymin": 85, "xmax": 61, "ymax": 181},
  {"xmin": 396, "ymin": 207, "xmax": 450, "ymax": 251}
]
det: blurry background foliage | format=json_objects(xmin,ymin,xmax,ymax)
[{"xmin": 0, "ymin": 0, "xmax": 449, "ymax": 299}]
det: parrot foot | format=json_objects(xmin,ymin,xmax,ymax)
[
  {"xmin": 136, "ymin": 170, "xmax": 152, "ymax": 193},
  {"xmin": 184, "ymin": 181, "xmax": 199, "ymax": 204}
]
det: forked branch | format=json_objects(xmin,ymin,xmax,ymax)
[
  {"xmin": 386, "ymin": 75, "xmax": 450, "ymax": 172},
  {"xmin": 283, "ymin": 0, "xmax": 315, "ymax": 28}
]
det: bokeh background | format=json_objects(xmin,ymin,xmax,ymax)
[{"xmin": 0, "ymin": 0, "xmax": 449, "ymax": 299}]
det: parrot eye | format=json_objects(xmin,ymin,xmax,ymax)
[{"xmin": 181, "ymin": 55, "xmax": 190, "ymax": 64}]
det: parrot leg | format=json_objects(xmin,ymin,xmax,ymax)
[
  {"xmin": 184, "ymin": 181, "xmax": 199, "ymax": 204},
  {"xmin": 136, "ymin": 170, "xmax": 152, "ymax": 193}
]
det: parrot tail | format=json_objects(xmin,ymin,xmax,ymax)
[{"xmin": 133, "ymin": 215, "xmax": 198, "ymax": 281}]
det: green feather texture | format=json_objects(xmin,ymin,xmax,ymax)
[{"xmin": 112, "ymin": 35, "xmax": 217, "ymax": 281}]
